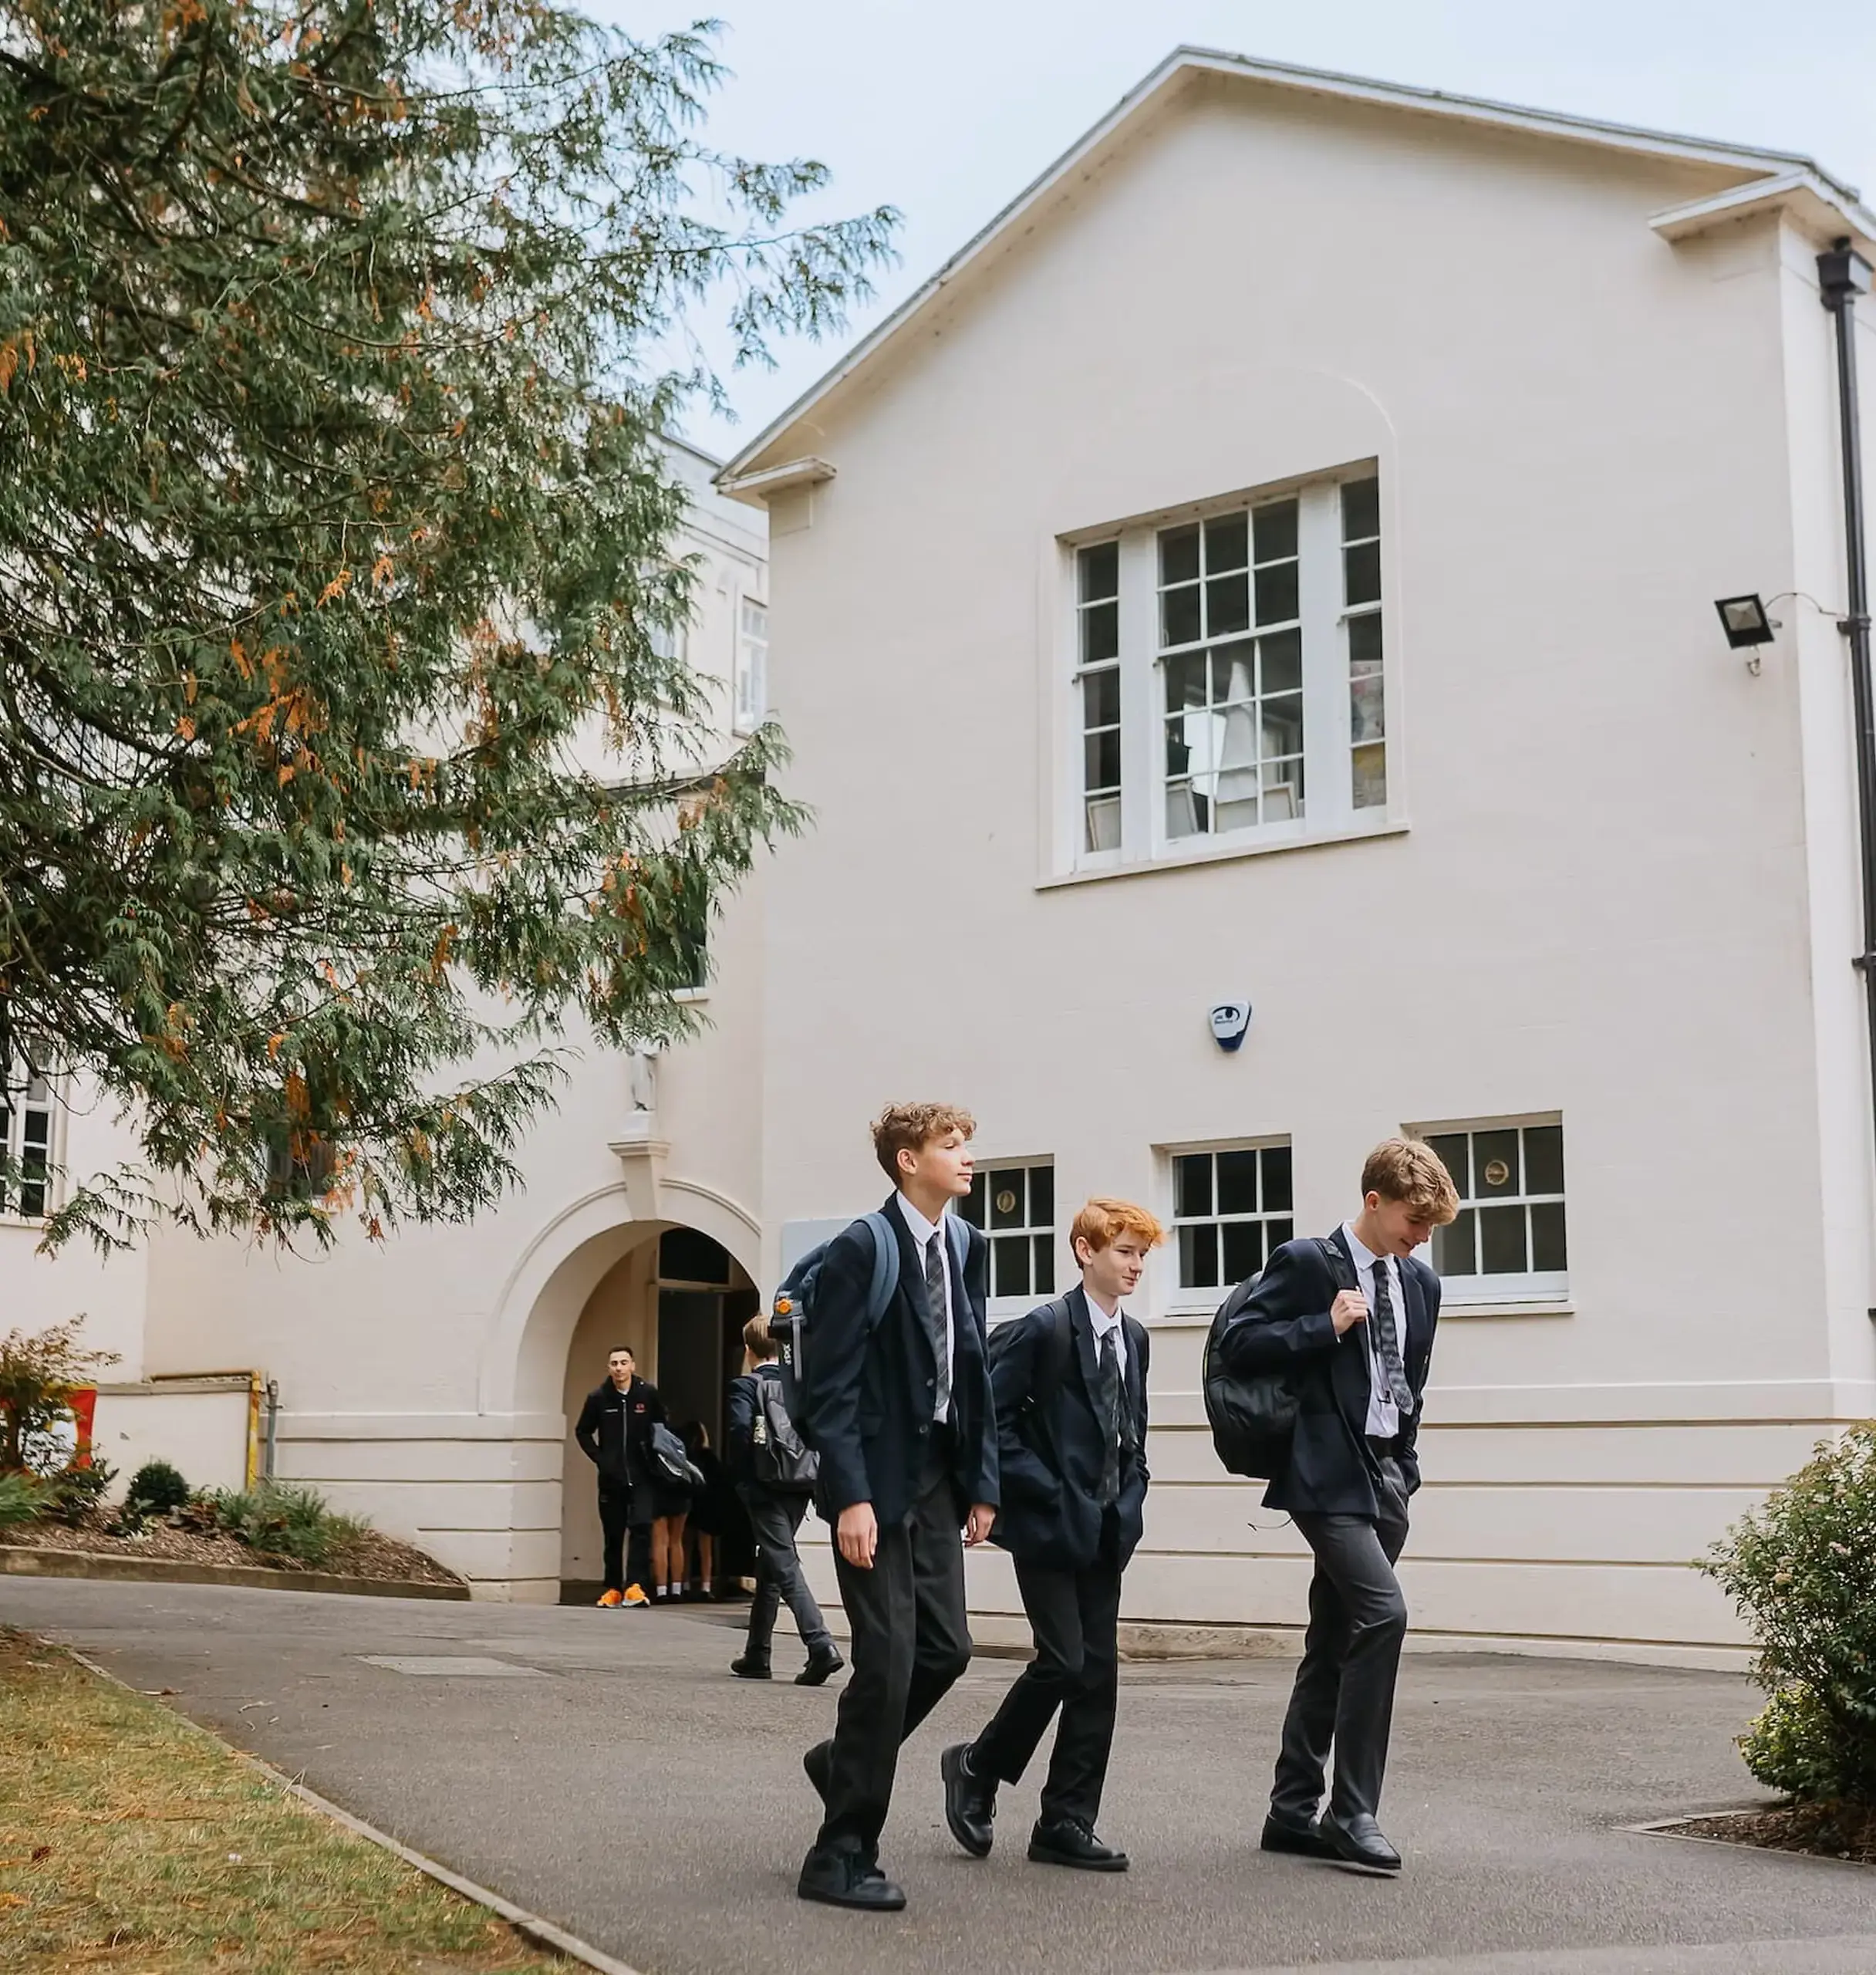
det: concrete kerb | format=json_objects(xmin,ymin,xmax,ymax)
[
  {"xmin": 0, "ymin": 1544, "xmax": 469, "ymax": 1601},
  {"xmin": 1622, "ymin": 1811, "xmax": 1876, "ymax": 1873},
  {"xmin": 59, "ymin": 1644, "xmax": 644, "ymax": 1975}
]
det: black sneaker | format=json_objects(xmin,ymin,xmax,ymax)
[
  {"xmin": 730, "ymin": 1655, "xmax": 772, "ymax": 1680},
  {"xmin": 797, "ymin": 1842, "xmax": 906, "ymax": 1911},
  {"xmin": 795, "ymin": 1647, "xmax": 845, "ymax": 1687}
]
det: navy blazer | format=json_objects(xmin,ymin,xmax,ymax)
[
  {"xmin": 990, "ymin": 1286, "xmax": 1151, "ymax": 1573},
  {"xmin": 800, "ymin": 1195, "xmax": 1000, "ymax": 1529},
  {"xmin": 1218, "ymin": 1230, "xmax": 1439, "ymax": 1518}
]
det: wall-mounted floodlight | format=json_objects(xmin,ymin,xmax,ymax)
[{"xmin": 1714, "ymin": 594, "xmax": 1778, "ymax": 650}]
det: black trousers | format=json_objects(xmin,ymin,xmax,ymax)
[
  {"xmin": 739, "ymin": 1485, "xmax": 835, "ymax": 1659},
  {"xmin": 971, "ymin": 1514, "xmax": 1123, "ymax": 1826},
  {"xmin": 599, "ymin": 1480, "xmax": 652, "ymax": 1594},
  {"xmin": 818, "ymin": 1446, "xmax": 972, "ymax": 1851},
  {"xmin": 1272, "ymin": 1457, "xmax": 1412, "ymax": 1825}
]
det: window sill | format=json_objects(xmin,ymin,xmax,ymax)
[
  {"xmin": 1442, "ymin": 1297, "xmax": 1574, "ymax": 1319},
  {"xmin": 672, "ymin": 987, "xmax": 710, "ymax": 1004},
  {"xmin": 1041, "ymin": 815, "xmax": 1408, "ymax": 890}
]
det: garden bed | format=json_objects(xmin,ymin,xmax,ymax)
[{"xmin": 1667, "ymin": 1801, "xmax": 1876, "ymax": 1867}]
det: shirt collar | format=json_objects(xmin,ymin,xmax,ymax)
[
  {"xmin": 1084, "ymin": 1291, "xmax": 1124, "ymax": 1335},
  {"xmin": 895, "ymin": 1192, "xmax": 943, "ymax": 1248},
  {"xmin": 1341, "ymin": 1221, "xmax": 1390, "ymax": 1276}
]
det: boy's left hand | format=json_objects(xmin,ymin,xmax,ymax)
[{"xmin": 963, "ymin": 1503, "xmax": 996, "ymax": 1546}]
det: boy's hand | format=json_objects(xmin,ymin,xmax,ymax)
[
  {"xmin": 836, "ymin": 1502, "xmax": 879, "ymax": 1569},
  {"xmin": 1331, "ymin": 1290, "xmax": 1370, "ymax": 1335},
  {"xmin": 963, "ymin": 1503, "xmax": 996, "ymax": 1546}
]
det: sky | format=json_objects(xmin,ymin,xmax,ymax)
[{"xmin": 592, "ymin": 0, "xmax": 1876, "ymax": 462}]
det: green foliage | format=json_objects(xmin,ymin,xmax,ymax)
[
  {"xmin": 41, "ymin": 1457, "xmax": 117, "ymax": 1526},
  {"xmin": 0, "ymin": 3, "xmax": 893, "ymax": 1251},
  {"xmin": 1702, "ymin": 1423, "xmax": 1876, "ymax": 1805},
  {"xmin": 0, "ymin": 1470, "xmax": 42, "ymax": 1528},
  {"xmin": 208, "ymin": 1480, "xmax": 367, "ymax": 1566},
  {"xmin": 124, "ymin": 1459, "xmax": 191, "ymax": 1518},
  {"xmin": 0, "ymin": 1318, "xmax": 118, "ymax": 1473}
]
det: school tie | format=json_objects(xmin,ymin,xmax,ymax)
[
  {"xmin": 924, "ymin": 1232, "xmax": 952, "ymax": 1420},
  {"xmin": 1369, "ymin": 1261, "xmax": 1416, "ymax": 1415},
  {"xmin": 1097, "ymin": 1325, "xmax": 1124, "ymax": 1506}
]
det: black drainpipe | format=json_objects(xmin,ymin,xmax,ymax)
[{"xmin": 1818, "ymin": 238, "xmax": 1876, "ymax": 1195}]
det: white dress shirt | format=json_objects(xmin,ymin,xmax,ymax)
[
  {"xmin": 1084, "ymin": 1290, "xmax": 1128, "ymax": 1390},
  {"xmin": 1339, "ymin": 1222, "xmax": 1412, "ymax": 1440},
  {"xmin": 896, "ymin": 1193, "xmax": 956, "ymax": 1423}
]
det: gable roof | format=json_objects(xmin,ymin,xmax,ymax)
[{"xmin": 718, "ymin": 46, "xmax": 1872, "ymax": 498}]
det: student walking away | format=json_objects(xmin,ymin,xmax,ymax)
[
  {"xmin": 943, "ymin": 1198, "xmax": 1162, "ymax": 1874},
  {"xmin": 788, "ymin": 1102, "xmax": 999, "ymax": 1913},
  {"xmin": 573, "ymin": 1345, "xmax": 666, "ymax": 1609},
  {"xmin": 646, "ymin": 1415, "xmax": 696, "ymax": 1605},
  {"xmin": 726, "ymin": 1316, "xmax": 842, "ymax": 1683},
  {"xmin": 680, "ymin": 1420, "xmax": 734, "ymax": 1599},
  {"xmin": 1216, "ymin": 1137, "xmax": 1456, "ymax": 1876}
]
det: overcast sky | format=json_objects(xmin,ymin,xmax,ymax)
[{"xmin": 594, "ymin": 1, "xmax": 1876, "ymax": 462}]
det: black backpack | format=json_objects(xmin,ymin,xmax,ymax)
[
  {"xmin": 985, "ymin": 1296, "xmax": 1076, "ymax": 1412},
  {"xmin": 747, "ymin": 1372, "xmax": 818, "ymax": 1494},
  {"xmin": 1203, "ymin": 1238, "xmax": 1353, "ymax": 1481}
]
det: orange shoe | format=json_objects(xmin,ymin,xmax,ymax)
[
  {"xmin": 596, "ymin": 1588, "xmax": 623, "ymax": 1609},
  {"xmin": 623, "ymin": 1583, "xmax": 650, "ymax": 1608}
]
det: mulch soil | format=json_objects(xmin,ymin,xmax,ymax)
[
  {"xmin": 1671, "ymin": 1800, "xmax": 1876, "ymax": 1865},
  {"xmin": 4, "ymin": 1514, "xmax": 465, "ymax": 1587}
]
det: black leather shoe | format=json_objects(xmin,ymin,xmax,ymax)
[
  {"xmin": 1027, "ymin": 1816, "xmax": 1128, "ymax": 1872},
  {"xmin": 803, "ymin": 1739, "xmax": 833, "ymax": 1805},
  {"xmin": 730, "ymin": 1655, "xmax": 771, "ymax": 1680},
  {"xmin": 795, "ymin": 1648, "xmax": 845, "ymax": 1687},
  {"xmin": 1318, "ymin": 1810, "xmax": 1401, "ymax": 1874},
  {"xmin": 1260, "ymin": 1812, "xmax": 1334, "ymax": 1858},
  {"xmin": 797, "ymin": 1842, "xmax": 906, "ymax": 1911},
  {"xmin": 940, "ymin": 1742, "xmax": 995, "ymax": 1858}
]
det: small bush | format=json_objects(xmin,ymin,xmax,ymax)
[
  {"xmin": 209, "ymin": 1482, "xmax": 366, "ymax": 1568},
  {"xmin": 42, "ymin": 1459, "xmax": 116, "ymax": 1528},
  {"xmin": 0, "ymin": 1470, "xmax": 41, "ymax": 1528},
  {"xmin": 124, "ymin": 1460, "xmax": 191, "ymax": 1518},
  {"xmin": 1702, "ymin": 1423, "xmax": 1876, "ymax": 1806},
  {"xmin": 0, "ymin": 1316, "xmax": 119, "ymax": 1474}
]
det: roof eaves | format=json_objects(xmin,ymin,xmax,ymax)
[{"xmin": 1650, "ymin": 169, "xmax": 1876, "ymax": 255}]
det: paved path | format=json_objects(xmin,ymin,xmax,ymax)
[{"xmin": 5, "ymin": 1578, "xmax": 1874, "ymax": 1975}]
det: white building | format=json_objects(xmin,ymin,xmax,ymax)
[{"xmin": 13, "ymin": 52, "xmax": 1876, "ymax": 1661}]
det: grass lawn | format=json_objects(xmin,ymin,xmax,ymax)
[{"xmin": 0, "ymin": 1627, "xmax": 569, "ymax": 1973}]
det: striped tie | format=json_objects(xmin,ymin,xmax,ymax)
[
  {"xmin": 924, "ymin": 1232, "xmax": 952, "ymax": 1420},
  {"xmin": 1371, "ymin": 1261, "xmax": 1415, "ymax": 1415}
]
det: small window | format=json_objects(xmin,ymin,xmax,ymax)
[
  {"xmin": 734, "ymin": 598, "xmax": 768, "ymax": 736},
  {"xmin": 1424, "ymin": 1119, "xmax": 1567, "ymax": 1298},
  {"xmin": 958, "ymin": 1162, "xmax": 1055, "ymax": 1301},
  {"xmin": 0, "ymin": 1056, "xmax": 55, "ymax": 1219},
  {"xmin": 1342, "ymin": 477, "xmax": 1386, "ymax": 810},
  {"xmin": 1169, "ymin": 1143, "xmax": 1293, "ymax": 1292},
  {"xmin": 1076, "ymin": 544, "xmax": 1122, "ymax": 852}
]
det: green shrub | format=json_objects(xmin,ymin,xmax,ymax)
[
  {"xmin": 208, "ymin": 1482, "xmax": 366, "ymax": 1568},
  {"xmin": 42, "ymin": 1459, "xmax": 116, "ymax": 1528},
  {"xmin": 0, "ymin": 1470, "xmax": 42, "ymax": 1528},
  {"xmin": 1702, "ymin": 1423, "xmax": 1876, "ymax": 1806},
  {"xmin": 124, "ymin": 1459, "xmax": 191, "ymax": 1518}
]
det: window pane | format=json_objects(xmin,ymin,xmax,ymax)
[
  {"xmin": 1255, "ymin": 560, "xmax": 1300, "ymax": 626},
  {"xmin": 994, "ymin": 1235, "xmax": 1031, "ymax": 1298},
  {"xmin": 1030, "ymin": 1163, "xmax": 1054, "ymax": 1229},
  {"xmin": 1479, "ymin": 1204, "xmax": 1528, "ymax": 1274},
  {"xmin": 1345, "ymin": 540, "xmax": 1382, "ymax": 606},
  {"xmin": 1341, "ymin": 476, "xmax": 1380, "ymax": 542},
  {"xmin": 1207, "ymin": 572, "xmax": 1250, "ymax": 636},
  {"xmin": 1085, "ymin": 728, "xmax": 1121, "ymax": 794},
  {"xmin": 1475, "ymin": 1129, "xmax": 1520, "ymax": 1196},
  {"xmin": 1081, "ymin": 599, "xmax": 1119, "ymax": 664},
  {"xmin": 1078, "ymin": 541, "xmax": 1119, "ymax": 602},
  {"xmin": 990, "ymin": 1170, "xmax": 1026, "ymax": 1230},
  {"xmin": 1435, "ymin": 1207, "xmax": 1476, "ymax": 1274},
  {"xmin": 1348, "ymin": 612, "xmax": 1383, "ymax": 671},
  {"xmin": 1260, "ymin": 628, "xmax": 1302, "ymax": 695},
  {"xmin": 1174, "ymin": 1153, "xmax": 1213, "ymax": 1219},
  {"xmin": 1165, "ymin": 650, "xmax": 1208, "ymax": 710},
  {"xmin": 1530, "ymin": 1201, "xmax": 1568, "ymax": 1272},
  {"xmin": 1083, "ymin": 665, "xmax": 1120, "ymax": 730},
  {"xmin": 1216, "ymin": 1149, "xmax": 1257, "ymax": 1215},
  {"xmin": 1221, "ymin": 1219, "xmax": 1264, "ymax": 1285},
  {"xmin": 1263, "ymin": 692, "xmax": 1304, "ymax": 759},
  {"xmin": 960, "ymin": 1173, "xmax": 985, "ymax": 1227},
  {"xmin": 1269, "ymin": 1217, "xmax": 1294, "ymax": 1252},
  {"xmin": 1205, "ymin": 513, "xmax": 1249, "ymax": 572},
  {"xmin": 1260, "ymin": 1146, "xmax": 1293, "ymax": 1211},
  {"xmin": 1161, "ymin": 584, "xmax": 1202, "ymax": 649},
  {"xmin": 1525, "ymin": 1124, "xmax": 1565, "ymax": 1196},
  {"xmin": 1427, "ymin": 1134, "xmax": 1469, "ymax": 1195},
  {"xmin": 1212, "ymin": 641, "xmax": 1255, "ymax": 706},
  {"xmin": 1160, "ymin": 525, "xmax": 1200, "ymax": 586},
  {"xmin": 1254, "ymin": 500, "xmax": 1298, "ymax": 562},
  {"xmin": 1179, "ymin": 1222, "xmax": 1220, "ymax": 1289},
  {"xmin": 1033, "ymin": 1233, "xmax": 1056, "ymax": 1294},
  {"xmin": 1351, "ymin": 671, "xmax": 1386, "ymax": 744},
  {"xmin": 1085, "ymin": 794, "xmax": 1122, "ymax": 852}
]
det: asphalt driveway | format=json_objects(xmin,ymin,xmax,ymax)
[{"xmin": 5, "ymin": 1578, "xmax": 1873, "ymax": 1975}]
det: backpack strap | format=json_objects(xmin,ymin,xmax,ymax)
[
  {"xmin": 1313, "ymin": 1234, "xmax": 1357, "ymax": 1295},
  {"xmin": 1036, "ymin": 1295, "xmax": 1075, "ymax": 1403},
  {"xmin": 859, "ymin": 1211, "xmax": 900, "ymax": 1328}
]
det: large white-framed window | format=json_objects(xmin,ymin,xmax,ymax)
[
  {"xmin": 734, "ymin": 596, "xmax": 768, "ymax": 737},
  {"xmin": 1164, "ymin": 1139, "xmax": 1294, "ymax": 1308},
  {"xmin": 957, "ymin": 1160, "xmax": 1056, "ymax": 1308},
  {"xmin": 1059, "ymin": 464, "xmax": 1390, "ymax": 876},
  {"xmin": 1420, "ymin": 1117, "xmax": 1567, "ymax": 1301},
  {"xmin": 0, "ymin": 1057, "xmax": 57, "ymax": 1220}
]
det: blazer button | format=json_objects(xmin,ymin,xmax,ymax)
[{"xmin": 925, "ymin": 1376, "xmax": 936, "ymax": 1390}]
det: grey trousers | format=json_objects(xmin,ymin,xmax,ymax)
[
  {"xmin": 739, "ymin": 1485, "xmax": 835, "ymax": 1659},
  {"xmin": 1273, "ymin": 1459, "xmax": 1412, "ymax": 1826}
]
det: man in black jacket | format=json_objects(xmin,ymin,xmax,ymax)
[
  {"xmin": 572, "ymin": 1345, "xmax": 665, "ymax": 1609},
  {"xmin": 942, "ymin": 1197, "xmax": 1161, "ymax": 1873},
  {"xmin": 795, "ymin": 1102, "xmax": 1000, "ymax": 1914},
  {"xmin": 1220, "ymin": 1137, "xmax": 1456, "ymax": 1876},
  {"xmin": 727, "ymin": 1314, "xmax": 842, "ymax": 1685}
]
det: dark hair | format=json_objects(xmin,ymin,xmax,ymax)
[
  {"xmin": 681, "ymin": 1419, "xmax": 709, "ymax": 1456},
  {"xmin": 607, "ymin": 1345, "xmax": 634, "ymax": 1359}
]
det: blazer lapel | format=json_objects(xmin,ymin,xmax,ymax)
[
  {"xmin": 885, "ymin": 1195, "xmax": 939, "ymax": 1369},
  {"xmin": 1399, "ymin": 1259, "xmax": 1429, "ymax": 1381},
  {"xmin": 1321, "ymin": 1227, "xmax": 1373, "ymax": 1434}
]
